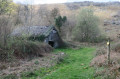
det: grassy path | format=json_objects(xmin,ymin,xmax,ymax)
[
  {"xmin": 21, "ymin": 47, "xmax": 96, "ymax": 79},
  {"xmin": 42, "ymin": 47, "xmax": 96, "ymax": 79}
]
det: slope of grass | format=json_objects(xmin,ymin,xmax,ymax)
[{"xmin": 21, "ymin": 47, "xmax": 96, "ymax": 79}]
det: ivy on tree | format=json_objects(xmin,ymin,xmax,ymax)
[{"xmin": 55, "ymin": 16, "xmax": 67, "ymax": 32}]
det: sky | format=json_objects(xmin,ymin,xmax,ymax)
[{"xmin": 13, "ymin": 0, "xmax": 120, "ymax": 4}]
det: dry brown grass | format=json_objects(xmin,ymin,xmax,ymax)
[
  {"xmin": 91, "ymin": 41, "xmax": 120, "ymax": 79},
  {"xmin": 91, "ymin": 52, "xmax": 120, "ymax": 79},
  {"xmin": 0, "ymin": 52, "xmax": 65, "ymax": 77},
  {"xmin": 91, "ymin": 51, "xmax": 120, "ymax": 79},
  {"xmin": 91, "ymin": 52, "xmax": 120, "ymax": 67}
]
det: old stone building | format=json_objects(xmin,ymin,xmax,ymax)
[{"xmin": 11, "ymin": 26, "xmax": 64, "ymax": 48}]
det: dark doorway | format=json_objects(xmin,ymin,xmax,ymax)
[{"xmin": 49, "ymin": 41, "xmax": 54, "ymax": 47}]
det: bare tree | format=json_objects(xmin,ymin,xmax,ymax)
[
  {"xmin": 37, "ymin": 6, "xmax": 54, "ymax": 26},
  {"xmin": 51, "ymin": 8, "xmax": 60, "ymax": 19}
]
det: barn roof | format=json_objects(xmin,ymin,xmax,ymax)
[{"xmin": 11, "ymin": 26, "xmax": 54, "ymax": 37}]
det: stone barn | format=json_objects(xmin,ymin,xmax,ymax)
[{"xmin": 11, "ymin": 26, "xmax": 64, "ymax": 48}]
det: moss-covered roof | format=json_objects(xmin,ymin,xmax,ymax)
[{"xmin": 11, "ymin": 26, "xmax": 54, "ymax": 37}]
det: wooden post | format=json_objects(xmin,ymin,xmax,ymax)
[{"xmin": 107, "ymin": 38, "xmax": 110, "ymax": 65}]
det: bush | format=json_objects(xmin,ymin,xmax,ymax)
[
  {"xmin": 73, "ymin": 8, "xmax": 104, "ymax": 43},
  {"xmin": 12, "ymin": 38, "xmax": 53, "ymax": 59},
  {"xmin": 95, "ymin": 46, "xmax": 107, "ymax": 56},
  {"xmin": 90, "ymin": 35, "xmax": 107, "ymax": 43},
  {"xmin": 0, "ymin": 37, "xmax": 53, "ymax": 61},
  {"xmin": 29, "ymin": 35, "xmax": 46, "ymax": 42}
]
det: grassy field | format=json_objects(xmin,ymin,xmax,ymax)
[{"xmin": 21, "ymin": 47, "xmax": 96, "ymax": 79}]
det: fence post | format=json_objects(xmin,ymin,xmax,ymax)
[{"xmin": 107, "ymin": 38, "xmax": 110, "ymax": 65}]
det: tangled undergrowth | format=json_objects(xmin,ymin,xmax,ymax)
[
  {"xmin": 0, "ymin": 38, "xmax": 53, "ymax": 62},
  {"xmin": 91, "ymin": 42, "xmax": 120, "ymax": 79}
]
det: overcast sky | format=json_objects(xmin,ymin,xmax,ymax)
[{"xmin": 13, "ymin": 0, "xmax": 120, "ymax": 4}]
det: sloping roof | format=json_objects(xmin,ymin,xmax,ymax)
[{"xmin": 11, "ymin": 26, "xmax": 54, "ymax": 37}]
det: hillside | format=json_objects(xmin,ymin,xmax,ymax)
[{"xmin": 30, "ymin": 1, "xmax": 120, "ymax": 40}]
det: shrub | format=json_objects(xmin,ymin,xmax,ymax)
[
  {"xmin": 0, "ymin": 49, "xmax": 14, "ymax": 62},
  {"xmin": 0, "ymin": 37, "xmax": 53, "ymax": 61},
  {"xmin": 73, "ymin": 8, "xmax": 104, "ymax": 43},
  {"xmin": 111, "ymin": 42, "xmax": 120, "ymax": 53},
  {"xmin": 12, "ymin": 38, "xmax": 53, "ymax": 59},
  {"xmin": 90, "ymin": 35, "xmax": 107, "ymax": 43},
  {"xmin": 28, "ymin": 35, "xmax": 46, "ymax": 42},
  {"xmin": 95, "ymin": 46, "xmax": 107, "ymax": 56}
]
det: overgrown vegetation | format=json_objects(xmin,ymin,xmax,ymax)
[
  {"xmin": 0, "ymin": 37, "xmax": 53, "ymax": 62},
  {"xmin": 91, "ymin": 42, "xmax": 120, "ymax": 79},
  {"xmin": 29, "ymin": 35, "xmax": 46, "ymax": 42},
  {"xmin": 73, "ymin": 8, "xmax": 106, "ymax": 43},
  {"xmin": 1, "ymin": 0, "xmax": 120, "ymax": 79},
  {"xmin": 0, "ymin": 0, "xmax": 55, "ymax": 62}
]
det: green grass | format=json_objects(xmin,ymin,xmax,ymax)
[{"xmin": 21, "ymin": 47, "xmax": 96, "ymax": 79}]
